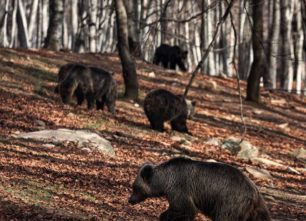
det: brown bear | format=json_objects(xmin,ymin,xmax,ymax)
[
  {"xmin": 143, "ymin": 89, "xmax": 195, "ymax": 134},
  {"xmin": 58, "ymin": 64, "xmax": 117, "ymax": 114},
  {"xmin": 153, "ymin": 44, "xmax": 188, "ymax": 71},
  {"xmin": 129, "ymin": 157, "xmax": 271, "ymax": 221}
]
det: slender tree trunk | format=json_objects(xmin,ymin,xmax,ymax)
[
  {"xmin": 126, "ymin": 0, "xmax": 141, "ymax": 57},
  {"xmin": 206, "ymin": 0, "xmax": 215, "ymax": 76},
  {"xmin": 41, "ymin": 0, "xmax": 49, "ymax": 42},
  {"xmin": 280, "ymin": 0, "xmax": 294, "ymax": 91},
  {"xmin": 44, "ymin": 0, "xmax": 64, "ymax": 51},
  {"xmin": 115, "ymin": 0, "xmax": 139, "ymax": 100},
  {"xmin": 71, "ymin": 0, "xmax": 78, "ymax": 50},
  {"xmin": 88, "ymin": 0, "xmax": 97, "ymax": 52},
  {"xmin": 268, "ymin": 0, "xmax": 280, "ymax": 89},
  {"xmin": 246, "ymin": 0, "xmax": 265, "ymax": 102},
  {"xmin": 16, "ymin": 0, "xmax": 29, "ymax": 48},
  {"xmin": 27, "ymin": 0, "xmax": 39, "ymax": 45},
  {"xmin": 294, "ymin": 0, "xmax": 304, "ymax": 94},
  {"xmin": 219, "ymin": 1, "xmax": 228, "ymax": 76},
  {"xmin": 0, "ymin": 0, "xmax": 9, "ymax": 47},
  {"xmin": 10, "ymin": 0, "xmax": 18, "ymax": 47},
  {"xmin": 238, "ymin": 0, "xmax": 252, "ymax": 80}
]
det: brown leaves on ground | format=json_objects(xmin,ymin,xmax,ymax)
[{"xmin": 0, "ymin": 48, "xmax": 305, "ymax": 221}]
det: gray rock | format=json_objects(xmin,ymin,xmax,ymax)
[
  {"xmin": 205, "ymin": 137, "xmax": 221, "ymax": 146},
  {"xmin": 287, "ymin": 167, "xmax": 300, "ymax": 175},
  {"xmin": 148, "ymin": 72, "xmax": 156, "ymax": 78},
  {"xmin": 43, "ymin": 143, "xmax": 55, "ymax": 148},
  {"xmin": 221, "ymin": 137, "xmax": 259, "ymax": 160},
  {"xmin": 221, "ymin": 137, "xmax": 242, "ymax": 154},
  {"xmin": 246, "ymin": 167, "xmax": 272, "ymax": 180},
  {"xmin": 35, "ymin": 120, "xmax": 46, "ymax": 128},
  {"xmin": 292, "ymin": 147, "xmax": 306, "ymax": 160},
  {"xmin": 251, "ymin": 157, "xmax": 285, "ymax": 168},
  {"xmin": 15, "ymin": 128, "xmax": 115, "ymax": 156}
]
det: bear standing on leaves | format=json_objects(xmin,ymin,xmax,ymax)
[
  {"xmin": 58, "ymin": 64, "xmax": 117, "ymax": 114},
  {"xmin": 129, "ymin": 157, "xmax": 271, "ymax": 221},
  {"xmin": 153, "ymin": 44, "xmax": 188, "ymax": 71},
  {"xmin": 143, "ymin": 89, "xmax": 196, "ymax": 134}
]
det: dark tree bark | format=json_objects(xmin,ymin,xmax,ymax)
[
  {"xmin": 115, "ymin": 0, "xmax": 139, "ymax": 100},
  {"xmin": 246, "ymin": 0, "xmax": 265, "ymax": 102},
  {"xmin": 44, "ymin": 0, "xmax": 64, "ymax": 51}
]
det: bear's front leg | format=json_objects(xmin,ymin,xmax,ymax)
[
  {"xmin": 160, "ymin": 208, "xmax": 195, "ymax": 221},
  {"xmin": 170, "ymin": 116, "xmax": 189, "ymax": 134},
  {"xmin": 96, "ymin": 100, "xmax": 105, "ymax": 110},
  {"xmin": 149, "ymin": 118, "xmax": 164, "ymax": 132},
  {"xmin": 86, "ymin": 92, "xmax": 95, "ymax": 110},
  {"xmin": 76, "ymin": 88, "xmax": 85, "ymax": 106}
]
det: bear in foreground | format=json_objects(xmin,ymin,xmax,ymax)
[
  {"xmin": 58, "ymin": 64, "xmax": 117, "ymax": 114},
  {"xmin": 128, "ymin": 157, "xmax": 271, "ymax": 221},
  {"xmin": 153, "ymin": 44, "xmax": 188, "ymax": 71},
  {"xmin": 143, "ymin": 89, "xmax": 195, "ymax": 134}
]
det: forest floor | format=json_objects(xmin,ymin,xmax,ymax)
[{"xmin": 0, "ymin": 48, "xmax": 305, "ymax": 221}]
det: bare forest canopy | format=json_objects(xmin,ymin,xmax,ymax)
[{"xmin": 0, "ymin": 0, "xmax": 306, "ymax": 95}]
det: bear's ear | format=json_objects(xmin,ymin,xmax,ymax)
[
  {"xmin": 191, "ymin": 100, "xmax": 196, "ymax": 106},
  {"xmin": 140, "ymin": 164, "xmax": 154, "ymax": 182}
]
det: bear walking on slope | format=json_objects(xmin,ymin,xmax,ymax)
[
  {"xmin": 143, "ymin": 89, "xmax": 196, "ymax": 134},
  {"xmin": 153, "ymin": 44, "xmax": 188, "ymax": 71},
  {"xmin": 129, "ymin": 157, "xmax": 271, "ymax": 221},
  {"xmin": 58, "ymin": 64, "xmax": 117, "ymax": 114}
]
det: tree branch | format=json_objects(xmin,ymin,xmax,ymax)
[{"xmin": 184, "ymin": 0, "xmax": 235, "ymax": 97}]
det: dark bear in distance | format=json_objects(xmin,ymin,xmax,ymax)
[
  {"xmin": 58, "ymin": 64, "xmax": 117, "ymax": 114},
  {"xmin": 129, "ymin": 157, "xmax": 271, "ymax": 221},
  {"xmin": 143, "ymin": 89, "xmax": 195, "ymax": 134},
  {"xmin": 153, "ymin": 44, "xmax": 188, "ymax": 71}
]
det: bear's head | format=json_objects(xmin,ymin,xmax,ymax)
[
  {"xmin": 128, "ymin": 164, "xmax": 155, "ymax": 205},
  {"xmin": 59, "ymin": 80, "xmax": 77, "ymax": 104},
  {"xmin": 185, "ymin": 99, "xmax": 196, "ymax": 119},
  {"xmin": 181, "ymin": 50, "xmax": 188, "ymax": 60}
]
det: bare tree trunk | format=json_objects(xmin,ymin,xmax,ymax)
[
  {"xmin": 126, "ymin": 0, "xmax": 141, "ymax": 57},
  {"xmin": 44, "ymin": 0, "xmax": 64, "ymax": 51},
  {"xmin": 0, "ymin": 0, "xmax": 9, "ymax": 47},
  {"xmin": 280, "ymin": 0, "xmax": 294, "ymax": 91},
  {"xmin": 294, "ymin": 0, "xmax": 304, "ymax": 94},
  {"xmin": 268, "ymin": 0, "xmax": 280, "ymax": 89},
  {"xmin": 246, "ymin": 0, "xmax": 265, "ymax": 102},
  {"xmin": 160, "ymin": 0, "xmax": 170, "ymax": 44},
  {"xmin": 206, "ymin": 0, "xmax": 216, "ymax": 76},
  {"xmin": 16, "ymin": 0, "xmax": 29, "ymax": 48},
  {"xmin": 42, "ymin": 0, "xmax": 49, "ymax": 42},
  {"xmin": 115, "ymin": 0, "xmax": 139, "ymax": 100},
  {"xmin": 88, "ymin": 0, "xmax": 97, "ymax": 52},
  {"xmin": 71, "ymin": 0, "xmax": 78, "ymax": 50},
  {"xmin": 27, "ymin": 0, "xmax": 39, "ymax": 45},
  {"xmin": 238, "ymin": 0, "xmax": 252, "ymax": 80},
  {"xmin": 10, "ymin": 0, "xmax": 18, "ymax": 47}
]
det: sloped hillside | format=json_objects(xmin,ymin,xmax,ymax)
[{"xmin": 0, "ymin": 48, "xmax": 305, "ymax": 221}]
